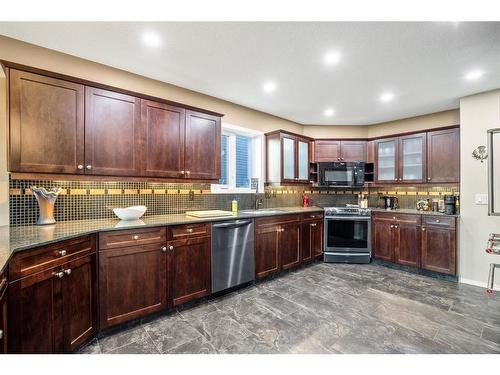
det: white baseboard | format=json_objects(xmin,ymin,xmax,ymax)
[{"xmin": 459, "ymin": 277, "xmax": 500, "ymax": 291}]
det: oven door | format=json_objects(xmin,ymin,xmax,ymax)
[{"xmin": 324, "ymin": 216, "xmax": 371, "ymax": 254}]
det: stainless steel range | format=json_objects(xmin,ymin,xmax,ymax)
[{"xmin": 323, "ymin": 207, "xmax": 371, "ymax": 263}]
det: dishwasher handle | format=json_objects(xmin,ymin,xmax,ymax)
[{"xmin": 212, "ymin": 220, "xmax": 253, "ymax": 229}]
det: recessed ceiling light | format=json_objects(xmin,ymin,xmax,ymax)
[
  {"xmin": 324, "ymin": 51, "xmax": 342, "ymax": 66},
  {"xmin": 465, "ymin": 69, "xmax": 484, "ymax": 81},
  {"xmin": 380, "ymin": 92, "xmax": 395, "ymax": 103},
  {"xmin": 324, "ymin": 108, "xmax": 335, "ymax": 117},
  {"xmin": 142, "ymin": 32, "xmax": 161, "ymax": 48},
  {"xmin": 262, "ymin": 81, "xmax": 277, "ymax": 94}
]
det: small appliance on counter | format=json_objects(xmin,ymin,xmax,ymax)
[
  {"xmin": 444, "ymin": 195, "xmax": 457, "ymax": 215},
  {"xmin": 381, "ymin": 196, "xmax": 398, "ymax": 210}
]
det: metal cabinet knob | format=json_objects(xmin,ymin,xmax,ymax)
[
  {"xmin": 58, "ymin": 250, "xmax": 67, "ymax": 257},
  {"xmin": 392, "ymin": 217, "xmax": 396, "ymax": 220},
  {"xmin": 168, "ymin": 245, "xmax": 174, "ymax": 251},
  {"xmin": 390, "ymin": 225, "xmax": 394, "ymax": 228},
  {"xmin": 0, "ymin": 329, "xmax": 3, "ymax": 339},
  {"xmin": 187, "ymin": 228, "xmax": 193, "ymax": 233},
  {"xmin": 53, "ymin": 271, "xmax": 64, "ymax": 279},
  {"xmin": 311, "ymin": 223, "xmax": 317, "ymax": 227},
  {"xmin": 133, "ymin": 235, "xmax": 139, "ymax": 240},
  {"xmin": 427, "ymin": 177, "xmax": 431, "ymax": 181},
  {"xmin": 64, "ymin": 269, "xmax": 72, "ymax": 275},
  {"xmin": 181, "ymin": 170, "xmax": 185, "ymax": 174},
  {"xmin": 186, "ymin": 171, "xmax": 191, "ymax": 175},
  {"xmin": 161, "ymin": 246, "xmax": 167, "ymax": 253},
  {"xmin": 77, "ymin": 165, "xmax": 84, "ymax": 170},
  {"xmin": 86, "ymin": 165, "xmax": 92, "ymax": 170},
  {"xmin": 394, "ymin": 225, "xmax": 399, "ymax": 228},
  {"xmin": 422, "ymin": 227, "xmax": 426, "ymax": 231},
  {"xmin": 436, "ymin": 219, "xmax": 440, "ymax": 223}
]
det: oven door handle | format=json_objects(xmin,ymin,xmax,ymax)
[{"xmin": 325, "ymin": 216, "xmax": 371, "ymax": 221}]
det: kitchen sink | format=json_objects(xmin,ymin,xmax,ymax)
[{"xmin": 239, "ymin": 209, "xmax": 285, "ymax": 215}]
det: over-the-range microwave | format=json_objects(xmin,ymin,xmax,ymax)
[{"xmin": 318, "ymin": 162, "xmax": 365, "ymax": 187}]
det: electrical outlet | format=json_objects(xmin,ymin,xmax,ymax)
[{"xmin": 475, "ymin": 193, "xmax": 488, "ymax": 205}]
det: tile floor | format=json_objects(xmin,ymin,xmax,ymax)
[{"xmin": 78, "ymin": 262, "xmax": 500, "ymax": 354}]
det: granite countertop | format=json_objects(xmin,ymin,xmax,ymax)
[
  {"xmin": 0, "ymin": 206, "xmax": 324, "ymax": 274},
  {"xmin": 369, "ymin": 207, "xmax": 460, "ymax": 217}
]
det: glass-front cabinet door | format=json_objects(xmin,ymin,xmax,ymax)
[
  {"xmin": 376, "ymin": 138, "xmax": 397, "ymax": 182},
  {"xmin": 282, "ymin": 136, "xmax": 296, "ymax": 182},
  {"xmin": 399, "ymin": 133, "xmax": 426, "ymax": 183},
  {"xmin": 297, "ymin": 140, "xmax": 309, "ymax": 182}
]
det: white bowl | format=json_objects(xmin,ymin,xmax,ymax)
[{"xmin": 113, "ymin": 206, "xmax": 147, "ymax": 221}]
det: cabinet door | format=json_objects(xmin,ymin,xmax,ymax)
[
  {"xmin": 85, "ymin": 87, "xmax": 141, "ymax": 176},
  {"xmin": 99, "ymin": 243, "xmax": 167, "ymax": 328},
  {"xmin": 372, "ymin": 217, "xmax": 394, "ymax": 261},
  {"xmin": 399, "ymin": 133, "xmax": 426, "ymax": 183},
  {"xmin": 169, "ymin": 236, "xmax": 211, "ymax": 306},
  {"xmin": 340, "ymin": 140, "xmax": 367, "ymax": 162},
  {"xmin": 9, "ymin": 69, "xmax": 85, "ymax": 174},
  {"xmin": 297, "ymin": 139, "xmax": 310, "ymax": 182},
  {"xmin": 141, "ymin": 100, "xmax": 185, "ymax": 178},
  {"xmin": 8, "ymin": 267, "xmax": 63, "ymax": 353},
  {"xmin": 0, "ymin": 283, "xmax": 7, "ymax": 354},
  {"xmin": 311, "ymin": 220, "xmax": 324, "ymax": 260},
  {"xmin": 421, "ymin": 226, "xmax": 456, "ymax": 275},
  {"xmin": 61, "ymin": 254, "xmax": 97, "ymax": 352},
  {"xmin": 255, "ymin": 225, "xmax": 280, "ymax": 279},
  {"xmin": 427, "ymin": 128, "xmax": 460, "ymax": 183},
  {"xmin": 282, "ymin": 135, "xmax": 296, "ymax": 182},
  {"xmin": 394, "ymin": 222, "xmax": 420, "ymax": 267},
  {"xmin": 184, "ymin": 110, "xmax": 221, "ymax": 179},
  {"xmin": 314, "ymin": 140, "xmax": 340, "ymax": 162},
  {"xmin": 280, "ymin": 222, "xmax": 301, "ymax": 271},
  {"xmin": 375, "ymin": 138, "xmax": 398, "ymax": 183},
  {"xmin": 301, "ymin": 222, "xmax": 313, "ymax": 263}
]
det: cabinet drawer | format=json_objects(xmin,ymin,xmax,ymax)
[
  {"xmin": 168, "ymin": 223, "xmax": 210, "ymax": 240},
  {"xmin": 302, "ymin": 212, "xmax": 324, "ymax": 221},
  {"xmin": 9, "ymin": 235, "xmax": 95, "ymax": 280},
  {"xmin": 372, "ymin": 212, "xmax": 421, "ymax": 224},
  {"xmin": 99, "ymin": 227, "xmax": 166, "ymax": 250},
  {"xmin": 256, "ymin": 214, "xmax": 300, "ymax": 228},
  {"xmin": 422, "ymin": 215, "xmax": 456, "ymax": 228}
]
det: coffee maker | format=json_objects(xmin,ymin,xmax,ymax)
[
  {"xmin": 381, "ymin": 196, "xmax": 399, "ymax": 210},
  {"xmin": 444, "ymin": 195, "xmax": 456, "ymax": 215}
]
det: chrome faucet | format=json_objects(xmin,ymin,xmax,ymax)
[{"xmin": 255, "ymin": 198, "xmax": 263, "ymax": 210}]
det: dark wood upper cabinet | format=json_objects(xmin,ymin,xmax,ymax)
[
  {"xmin": 0, "ymin": 273, "xmax": 8, "ymax": 354},
  {"xmin": 421, "ymin": 218, "xmax": 456, "ymax": 275},
  {"xmin": 141, "ymin": 100, "xmax": 186, "ymax": 178},
  {"xmin": 427, "ymin": 127, "xmax": 460, "ymax": 183},
  {"xmin": 169, "ymin": 236, "xmax": 211, "ymax": 306},
  {"xmin": 61, "ymin": 254, "xmax": 97, "ymax": 352},
  {"xmin": 398, "ymin": 133, "xmax": 427, "ymax": 184},
  {"xmin": 266, "ymin": 131, "xmax": 310, "ymax": 184},
  {"xmin": 98, "ymin": 240, "xmax": 168, "ymax": 329},
  {"xmin": 9, "ymin": 69, "xmax": 85, "ymax": 174},
  {"xmin": 314, "ymin": 140, "xmax": 341, "ymax": 162},
  {"xmin": 184, "ymin": 110, "xmax": 221, "ymax": 180},
  {"xmin": 85, "ymin": 87, "xmax": 142, "ymax": 176},
  {"xmin": 339, "ymin": 140, "xmax": 367, "ymax": 162}
]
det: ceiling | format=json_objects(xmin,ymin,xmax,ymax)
[{"xmin": 1, "ymin": 22, "xmax": 500, "ymax": 125}]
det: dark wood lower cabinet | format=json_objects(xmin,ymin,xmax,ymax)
[
  {"xmin": 372, "ymin": 216, "xmax": 394, "ymax": 262},
  {"xmin": 255, "ymin": 223, "xmax": 281, "ymax": 279},
  {"xmin": 99, "ymin": 242, "xmax": 168, "ymax": 329},
  {"xmin": 301, "ymin": 220, "xmax": 323, "ymax": 263},
  {"xmin": 169, "ymin": 236, "xmax": 211, "ymax": 306},
  {"xmin": 280, "ymin": 222, "xmax": 301, "ymax": 271},
  {"xmin": 394, "ymin": 221, "xmax": 421, "ymax": 268},
  {"xmin": 421, "ymin": 225, "xmax": 456, "ymax": 275},
  {"xmin": 0, "ymin": 274, "xmax": 8, "ymax": 354}
]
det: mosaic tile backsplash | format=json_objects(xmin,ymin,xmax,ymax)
[{"xmin": 9, "ymin": 178, "xmax": 459, "ymax": 226}]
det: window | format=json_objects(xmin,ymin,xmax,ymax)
[{"xmin": 212, "ymin": 123, "xmax": 263, "ymax": 193}]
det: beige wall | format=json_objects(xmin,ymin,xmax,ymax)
[
  {"xmin": 302, "ymin": 125, "xmax": 368, "ymax": 139},
  {"xmin": 459, "ymin": 89, "xmax": 500, "ymax": 290}
]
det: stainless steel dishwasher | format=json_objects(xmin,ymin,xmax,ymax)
[{"xmin": 211, "ymin": 219, "xmax": 254, "ymax": 293}]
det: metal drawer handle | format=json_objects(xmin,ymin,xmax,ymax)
[
  {"xmin": 58, "ymin": 250, "xmax": 67, "ymax": 257},
  {"xmin": 133, "ymin": 235, "xmax": 139, "ymax": 240},
  {"xmin": 53, "ymin": 271, "xmax": 64, "ymax": 279},
  {"xmin": 161, "ymin": 246, "xmax": 167, "ymax": 253},
  {"xmin": 64, "ymin": 268, "xmax": 72, "ymax": 275}
]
